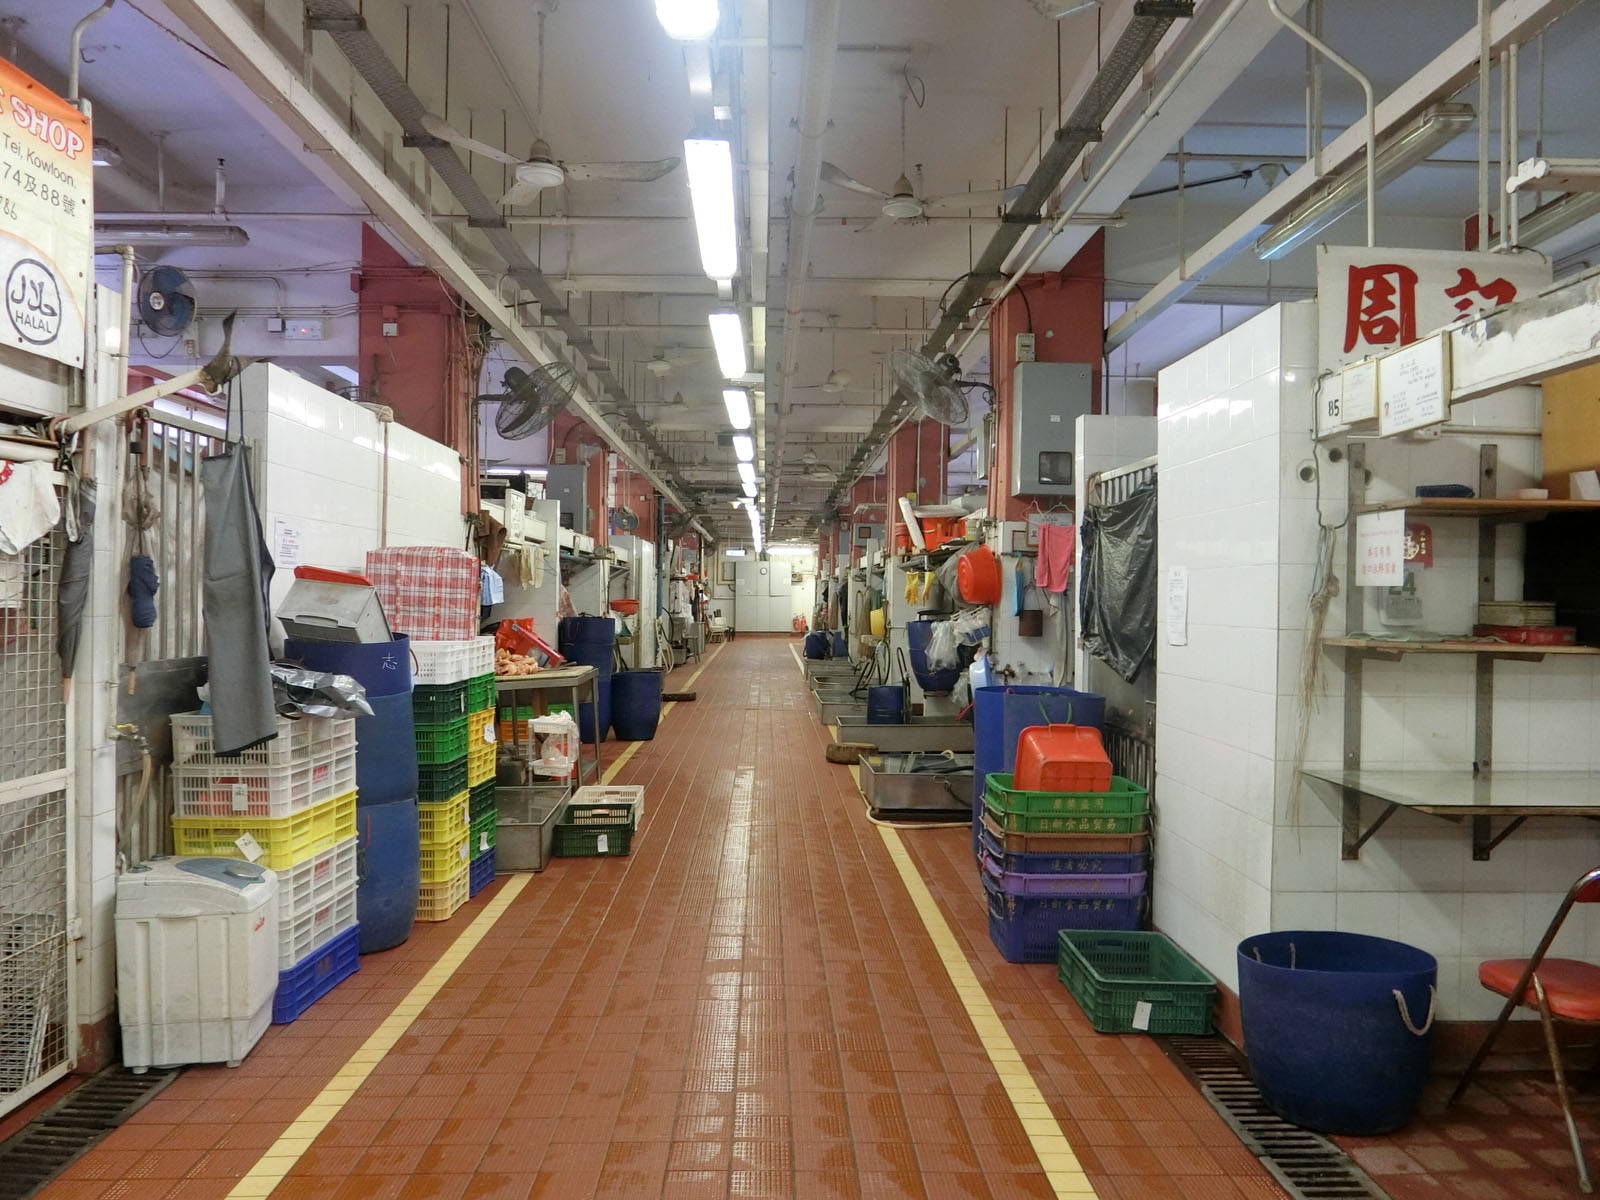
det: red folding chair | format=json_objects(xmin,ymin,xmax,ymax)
[{"xmin": 1450, "ymin": 865, "xmax": 1600, "ymax": 1194}]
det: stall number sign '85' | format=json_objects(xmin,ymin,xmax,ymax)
[{"xmin": 0, "ymin": 58, "xmax": 92, "ymax": 369}]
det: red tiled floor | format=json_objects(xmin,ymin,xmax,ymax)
[{"xmin": 40, "ymin": 638, "xmax": 1287, "ymax": 1199}]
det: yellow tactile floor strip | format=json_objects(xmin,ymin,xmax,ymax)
[
  {"xmin": 224, "ymin": 874, "xmax": 532, "ymax": 1198},
  {"xmin": 877, "ymin": 825, "xmax": 1100, "ymax": 1199}
]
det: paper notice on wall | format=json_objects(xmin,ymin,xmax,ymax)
[
  {"xmin": 1165, "ymin": 566, "xmax": 1188, "ymax": 646},
  {"xmin": 274, "ymin": 518, "xmax": 302, "ymax": 567},
  {"xmin": 1356, "ymin": 509, "xmax": 1406, "ymax": 587},
  {"xmin": 0, "ymin": 60, "xmax": 93, "ymax": 368}
]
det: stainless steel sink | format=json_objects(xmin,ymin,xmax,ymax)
[{"xmin": 835, "ymin": 715, "xmax": 974, "ymax": 754}]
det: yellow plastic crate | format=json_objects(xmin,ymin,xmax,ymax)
[
  {"xmin": 417, "ymin": 865, "xmax": 469, "ymax": 921},
  {"xmin": 171, "ymin": 791, "xmax": 357, "ymax": 870},
  {"xmin": 418, "ymin": 793, "xmax": 468, "ymax": 844},
  {"xmin": 420, "ymin": 835, "xmax": 471, "ymax": 883},
  {"xmin": 467, "ymin": 708, "xmax": 496, "ymax": 787}
]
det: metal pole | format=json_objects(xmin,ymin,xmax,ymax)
[
  {"xmin": 1479, "ymin": 0, "xmax": 1492, "ymax": 249},
  {"xmin": 67, "ymin": 0, "xmax": 115, "ymax": 106}
]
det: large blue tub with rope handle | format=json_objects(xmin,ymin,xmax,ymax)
[{"xmin": 1237, "ymin": 931, "xmax": 1436, "ymax": 1136}]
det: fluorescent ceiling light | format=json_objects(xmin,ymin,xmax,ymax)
[
  {"xmin": 684, "ymin": 137, "xmax": 738, "ymax": 280},
  {"xmin": 655, "ymin": 0, "xmax": 718, "ymax": 40},
  {"xmin": 1255, "ymin": 103, "xmax": 1475, "ymax": 261},
  {"xmin": 725, "ymin": 547, "xmax": 747, "ymax": 557},
  {"xmin": 738, "ymin": 461, "xmax": 757, "ymax": 486},
  {"xmin": 722, "ymin": 387, "xmax": 751, "ymax": 430},
  {"xmin": 1519, "ymin": 191, "xmax": 1600, "ymax": 245},
  {"xmin": 1507, "ymin": 157, "xmax": 1600, "ymax": 195},
  {"xmin": 92, "ymin": 138, "xmax": 120, "ymax": 167},
  {"xmin": 96, "ymin": 222, "xmax": 250, "ymax": 247},
  {"xmin": 709, "ymin": 312, "xmax": 747, "ymax": 377},
  {"xmin": 742, "ymin": 480, "xmax": 758, "ymax": 498},
  {"xmin": 732, "ymin": 434, "xmax": 754, "ymax": 461}
]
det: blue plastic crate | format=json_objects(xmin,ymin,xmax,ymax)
[
  {"xmin": 469, "ymin": 847, "xmax": 496, "ymax": 897},
  {"xmin": 272, "ymin": 924, "xmax": 360, "ymax": 1024},
  {"xmin": 980, "ymin": 824, "xmax": 1149, "ymax": 878},
  {"xmin": 983, "ymin": 874, "xmax": 1143, "ymax": 963}
]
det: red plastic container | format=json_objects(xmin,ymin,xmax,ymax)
[
  {"xmin": 1014, "ymin": 724, "xmax": 1112, "ymax": 793},
  {"xmin": 958, "ymin": 545, "xmax": 1002, "ymax": 605}
]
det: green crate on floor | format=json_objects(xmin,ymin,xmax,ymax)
[
  {"xmin": 1056, "ymin": 930, "xmax": 1216, "ymax": 1035},
  {"xmin": 553, "ymin": 803, "xmax": 632, "ymax": 857},
  {"xmin": 469, "ymin": 779, "xmax": 496, "ymax": 822},
  {"xmin": 470, "ymin": 810, "xmax": 497, "ymax": 856},
  {"xmin": 417, "ymin": 757, "xmax": 469, "ymax": 803},
  {"xmin": 413, "ymin": 681, "xmax": 469, "ymax": 725},
  {"xmin": 468, "ymin": 673, "xmax": 495, "ymax": 711},
  {"xmin": 413, "ymin": 717, "xmax": 468, "ymax": 765}
]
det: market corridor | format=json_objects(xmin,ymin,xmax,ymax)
[{"xmin": 42, "ymin": 636, "xmax": 1283, "ymax": 1200}]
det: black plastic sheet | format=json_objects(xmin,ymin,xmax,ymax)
[{"xmin": 1079, "ymin": 480, "xmax": 1157, "ymax": 682}]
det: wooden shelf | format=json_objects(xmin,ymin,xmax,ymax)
[
  {"xmin": 1353, "ymin": 497, "xmax": 1600, "ymax": 521},
  {"xmin": 1324, "ymin": 637, "xmax": 1600, "ymax": 656}
]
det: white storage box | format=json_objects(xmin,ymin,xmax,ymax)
[
  {"xmin": 116, "ymin": 857, "xmax": 278, "ymax": 1071},
  {"xmin": 573, "ymin": 784, "xmax": 644, "ymax": 826},
  {"xmin": 171, "ymin": 712, "xmax": 355, "ymax": 769},
  {"xmin": 278, "ymin": 575, "xmax": 392, "ymax": 643},
  {"xmin": 275, "ymin": 837, "xmax": 358, "ymax": 968},
  {"xmin": 411, "ymin": 637, "xmax": 496, "ymax": 685},
  {"xmin": 172, "ymin": 748, "xmax": 356, "ymax": 820}
]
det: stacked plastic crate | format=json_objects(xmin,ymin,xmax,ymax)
[
  {"xmin": 466, "ymin": 668, "xmax": 497, "ymax": 895},
  {"xmin": 978, "ymin": 724, "xmax": 1151, "ymax": 963},
  {"xmin": 411, "ymin": 638, "xmax": 495, "ymax": 919},
  {"xmin": 553, "ymin": 785, "xmax": 643, "ymax": 858},
  {"xmin": 169, "ymin": 712, "xmax": 361, "ymax": 1022}
]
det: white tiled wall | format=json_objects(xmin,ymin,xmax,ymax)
[
  {"xmin": 1157, "ymin": 302, "xmax": 1600, "ymax": 1020},
  {"xmin": 240, "ymin": 364, "xmax": 466, "ymax": 617}
]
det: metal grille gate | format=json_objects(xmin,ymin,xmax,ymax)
[{"xmin": 0, "ymin": 494, "xmax": 72, "ymax": 1110}]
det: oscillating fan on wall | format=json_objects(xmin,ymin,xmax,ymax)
[
  {"xmin": 136, "ymin": 267, "xmax": 197, "ymax": 338},
  {"xmin": 886, "ymin": 349, "xmax": 971, "ymax": 426},
  {"xmin": 477, "ymin": 363, "xmax": 579, "ymax": 440}
]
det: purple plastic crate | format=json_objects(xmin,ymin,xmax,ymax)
[
  {"xmin": 981, "ymin": 853, "xmax": 1148, "ymax": 897},
  {"xmin": 979, "ymin": 824, "xmax": 1149, "ymax": 878},
  {"xmin": 983, "ymin": 875, "xmax": 1143, "ymax": 963},
  {"xmin": 272, "ymin": 923, "xmax": 360, "ymax": 1023},
  {"xmin": 469, "ymin": 847, "xmax": 496, "ymax": 897}
]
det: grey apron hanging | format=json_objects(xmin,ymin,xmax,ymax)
[{"xmin": 201, "ymin": 448, "xmax": 277, "ymax": 754}]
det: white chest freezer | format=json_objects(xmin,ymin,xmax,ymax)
[{"xmin": 116, "ymin": 857, "xmax": 278, "ymax": 1072}]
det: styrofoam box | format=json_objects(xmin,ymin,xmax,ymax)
[
  {"xmin": 276, "ymin": 837, "xmax": 358, "ymax": 968},
  {"xmin": 173, "ymin": 749, "xmax": 357, "ymax": 821},
  {"xmin": 573, "ymin": 784, "xmax": 644, "ymax": 826},
  {"xmin": 171, "ymin": 712, "xmax": 356, "ymax": 769},
  {"xmin": 412, "ymin": 637, "xmax": 496, "ymax": 685}
]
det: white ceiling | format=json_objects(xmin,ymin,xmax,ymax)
[{"xmin": 8, "ymin": 0, "xmax": 1600, "ymax": 537}]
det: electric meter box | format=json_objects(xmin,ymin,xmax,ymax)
[{"xmin": 1009, "ymin": 361, "xmax": 1093, "ymax": 498}]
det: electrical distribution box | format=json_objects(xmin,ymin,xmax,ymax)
[
  {"xmin": 542, "ymin": 465, "xmax": 588, "ymax": 534},
  {"xmin": 1009, "ymin": 361, "xmax": 1093, "ymax": 498}
]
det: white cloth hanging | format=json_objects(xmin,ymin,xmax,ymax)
[{"xmin": 0, "ymin": 461, "xmax": 59, "ymax": 556}]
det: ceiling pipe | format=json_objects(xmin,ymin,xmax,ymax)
[
  {"xmin": 67, "ymin": 0, "xmax": 115, "ymax": 107},
  {"xmin": 763, "ymin": 0, "xmax": 845, "ymax": 531}
]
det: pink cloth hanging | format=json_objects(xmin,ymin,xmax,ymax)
[{"xmin": 1035, "ymin": 523, "xmax": 1076, "ymax": 593}]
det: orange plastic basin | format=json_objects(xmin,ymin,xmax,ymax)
[
  {"xmin": 957, "ymin": 545, "xmax": 1001, "ymax": 605},
  {"xmin": 1014, "ymin": 724, "xmax": 1112, "ymax": 793}
]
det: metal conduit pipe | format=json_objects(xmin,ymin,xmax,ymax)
[
  {"xmin": 68, "ymin": 0, "xmax": 115, "ymax": 105},
  {"xmin": 764, "ymin": 0, "xmax": 845, "ymax": 532}
]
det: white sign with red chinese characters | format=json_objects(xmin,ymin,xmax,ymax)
[
  {"xmin": 1356, "ymin": 509, "xmax": 1406, "ymax": 587},
  {"xmin": 1315, "ymin": 246, "xmax": 1549, "ymax": 434},
  {"xmin": 0, "ymin": 59, "xmax": 91, "ymax": 369}
]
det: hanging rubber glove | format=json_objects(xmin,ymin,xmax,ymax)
[{"xmin": 127, "ymin": 554, "xmax": 160, "ymax": 629}]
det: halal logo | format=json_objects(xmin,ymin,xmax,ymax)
[{"xmin": 5, "ymin": 259, "xmax": 61, "ymax": 346}]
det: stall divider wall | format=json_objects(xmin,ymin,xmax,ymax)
[{"xmin": 491, "ymin": 498, "xmax": 561, "ymax": 644}]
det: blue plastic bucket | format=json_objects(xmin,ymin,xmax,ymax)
[
  {"xmin": 804, "ymin": 632, "xmax": 827, "ymax": 659},
  {"xmin": 866, "ymin": 685, "xmax": 906, "ymax": 725},
  {"xmin": 355, "ymin": 797, "xmax": 419, "ymax": 953},
  {"xmin": 832, "ymin": 632, "xmax": 848, "ymax": 658},
  {"xmin": 353, "ymin": 691, "xmax": 419, "ymax": 806},
  {"xmin": 564, "ymin": 640, "xmax": 613, "ymax": 743},
  {"xmin": 285, "ymin": 634, "xmax": 412, "ymax": 697},
  {"xmin": 1237, "ymin": 931, "xmax": 1437, "ymax": 1135},
  {"xmin": 559, "ymin": 616, "xmax": 616, "ymax": 646},
  {"xmin": 905, "ymin": 621, "xmax": 962, "ymax": 695},
  {"xmin": 611, "ymin": 670, "xmax": 663, "ymax": 740},
  {"xmin": 972, "ymin": 685, "xmax": 1107, "ymax": 858}
]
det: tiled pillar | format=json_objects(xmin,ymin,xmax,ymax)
[{"xmin": 885, "ymin": 420, "xmax": 948, "ymax": 549}]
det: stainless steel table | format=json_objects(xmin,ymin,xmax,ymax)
[{"xmin": 495, "ymin": 665, "xmax": 603, "ymax": 784}]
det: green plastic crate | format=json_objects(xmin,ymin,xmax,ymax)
[
  {"xmin": 470, "ymin": 810, "xmax": 497, "ymax": 856},
  {"xmin": 983, "ymin": 774, "xmax": 1149, "ymax": 835},
  {"xmin": 1056, "ymin": 930, "xmax": 1216, "ymax": 1035},
  {"xmin": 417, "ymin": 757, "xmax": 469, "ymax": 803},
  {"xmin": 984, "ymin": 773, "xmax": 1149, "ymax": 817},
  {"xmin": 413, "ymin": 717, "xmax": 468, "ymax": 765},
  {"xmin": 553, "ymin": 803, "xmax": 632, "ymax": 857},
  {"xmin": 468, "ymin": 673, "xmax": 495, "ymax": 711},
  {"xmin": 469, "ymin": 779, "xmax": 496, "ymax": 822},
  {"xmin": 413, "ymin": 682, "xmax": 469, "ymax": 725}
]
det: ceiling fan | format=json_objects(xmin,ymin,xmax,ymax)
[{"xmin": 795, "ymin": 327, "xmax": 872, "ymax": 395}]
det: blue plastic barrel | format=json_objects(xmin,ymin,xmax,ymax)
[
  {"xmin": 866, "ymin": 685, "xmax": 906, "ymax": 725},
  {"xmin": 611, "ymin": 670, "xmax": 663, "ymax": 740},
  {"xmin": 905, "ymin": 621, "xmax": 962, "ymax": 695},
  {"xmin": 564, "ymin": 641, "xmax": 613, "ymax": 743},
  {"xmin": 804, "ymin": 632, "xmax": 827, "ymax": 659},
  {"xmin": 832, "ymin": 632, "xmax": 848, "ymax": 658},
  {"xmin": 973, "ymin": 685, "xmax": 1107, "ymax": 857},
  {"xmin": 355, "ymin": 797, "xmax": 419, "ymax": 953},
  {"xmin": 353, "ymin": 691, "xmax": 419, "ymax": 806},
  {"xmin": 1237, "ymin": 931, "xmax": 1437, "ymax": 1135},
  {"xmin": 559, "ymin": 616, "xmax": 617, "ymax": 645},
  {"xmin": 285, "ymin": 634, "xmax": 412, "ymax": 697}
]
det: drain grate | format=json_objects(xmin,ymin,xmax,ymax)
[
  {"xmin": 0, "ymin": 1066, "xmax": 178, "ymax": 1200},
  {"xmin": 1161, "ymin": 1036, "xmax": 1389, "ymax": 1200}
]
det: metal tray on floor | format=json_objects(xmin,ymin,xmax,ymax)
[
  {"xmin": 805, "ymin": 660, "xmax": 857, "ymax": 683},
  {"xmin": 813, "ymin": 687, "xmax": 865, "ymax": 724},
  {"xmin": 835, "ymin": 715, "xmax": 974, "ymax": 754},
  {"xmin": 861, "ymin": 753, "xmax": 974, "ymax": 815},
  {"xmin": 496, "ymin": 784, "xmax": 569, "ymax": 872}
]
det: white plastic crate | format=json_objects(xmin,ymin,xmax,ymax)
[
  {"xmin": 411, "ymin": 637, "xmax": 496, "ymax": 685},
  {"xmin": 573, "ymin": 785, "xmax": 645, "ymax": 825},
  {"xmin": 276, "ymin": 837, "xmax": 359, "ymax": 968},
  {"xmin": 172, "ymin": 749, "xmax": 357, "ymax": 820},
  {"xmin": 171, "ymin": 712, "xmax": 356, "ymax": 768}
]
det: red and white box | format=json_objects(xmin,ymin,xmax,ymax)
[{"xmin": 364, "ymin": 547, "xmax": 480, "ymax": 641}]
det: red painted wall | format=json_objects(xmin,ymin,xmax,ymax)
[
  {"xmin": 988, "ymin": 230, "xmax": 1105, "ymax": 522},
  {"xmin": 885, "ymin": 419, "xmax": 948, "ymax": 549},
  {"xmin": 547, "ymin": 411, "xmax": 609, "ymax": 546}
]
